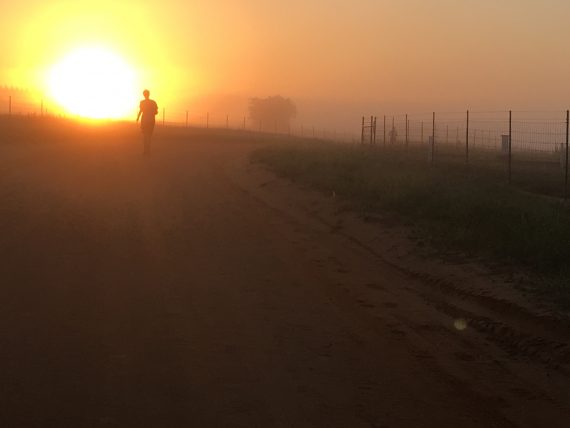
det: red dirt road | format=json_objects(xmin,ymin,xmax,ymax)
[{"xmin": 1, "ymin": 119, "xmax": 569, "ymax": 427}]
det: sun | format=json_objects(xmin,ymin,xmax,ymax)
[{"xmin": 47, "ymin": 46, "xmax": 140, "ymax": 119}]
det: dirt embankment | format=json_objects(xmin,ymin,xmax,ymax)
[{"xmin": 0, "ymin": 119, "xmax": 569, "ymax": 427}]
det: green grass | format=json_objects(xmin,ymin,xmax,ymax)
[{"xmin": 252, "ymin": 142, "xmax": 570, "ymax": 305}]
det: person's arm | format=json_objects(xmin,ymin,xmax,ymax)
[{"xmin": 136, "ymin": 101, "xmax": 142, "ymax": 122}]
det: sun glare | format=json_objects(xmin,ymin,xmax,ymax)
[{"xmin": 47, "ymin": 46, "xmax": 140, "ymax": 119}]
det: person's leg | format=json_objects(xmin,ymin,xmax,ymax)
[
  {"xmin": 146, "ymin": 124, "xmax": 155, "ymax": 156},
  {"xmin": 143, "ymin": 134, "xmax": 151, "ymax": 156}
]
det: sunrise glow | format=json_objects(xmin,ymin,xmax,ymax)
[{"xmin": 47, "ymin": 46, "xmax": 140, "ymax": 119}]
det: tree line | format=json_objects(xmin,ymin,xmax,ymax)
[{"xmin": 249, "ymin": 95, "xmax": 296, "ymax": 132}]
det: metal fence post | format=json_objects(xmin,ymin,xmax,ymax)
[
  {"xmin": 406, "ymin": 114, "xmax": 408, "ymax": 149},
  {"xmin": 508, "ymin": 110, "xmax": 512, "ymax": 184},
  {"xmin": 466, "ymin": 110, "xmax": 470, "ymax": 164},
  {"xmin": 564, "ymin": 110, "xmax": 570, "ymax": 202},
  {"xmin": 361, "ymin": 116, "xmax": 365, "ymax": 144},
  {"xmin": 383, "ymin": 115, "xmax": 386, "ymax": 147},
  {"xmin": 374, "ymin": 117, "xmax": 377, "ymax": 145},
  {"xmin": 432, "ymin": 112, "xmax": 435, "ymax": 165},
  {"xmin": 370, "ymin": 116, "xmax": 374, "ymax": 144}
]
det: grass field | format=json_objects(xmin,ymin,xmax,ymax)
[{"xmin": 252, "ymin": 142, "xmax": 570, "ymax": 305}]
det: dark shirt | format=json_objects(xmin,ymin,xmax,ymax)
[{"xmin": 139, "ymin": 99, "xmax": 158, "ymax": 125}]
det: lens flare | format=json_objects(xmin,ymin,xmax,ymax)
[{"xmin": 454, "ymin": 318, "xmax": 468, "ymax": 331}]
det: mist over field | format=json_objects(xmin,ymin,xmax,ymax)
[
  {"xmin": 2, "ymin": 2, "xmax": 570, "ymax": 427},
  {"xmin": 3, "ymin": 0, "xmax": 570, "ymax": 129}
]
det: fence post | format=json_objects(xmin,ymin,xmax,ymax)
[
  {"xmin": 361, "ymin": 116, "xmax": 365, "ymax": 144},
  {"xmin": 432, "ymin": 112, "xmax": 436, "ymax": 165},
  {"xmin": 383, "ymin": 115, "xmax": 386, "ymax": 147},
  {"xmin": 508, "ymin": 110, "xmax": 512, "ymax": 184},
  {"xmin": 370, "ymin": 115, "xmax": 374, "ymax": 144},
  {"xmin": 466, "ymin": 110, "xmax": 470, "ymax": 164},
  {"xmin": 421, "ymin": 121, "xmax": 424, "ymax": 144},
  {"xmin": 374, "ymin": 117, "xmax": 377, "ymax": 144},
  {"xmin": 404, "ymin": 114, "xmax": 408, "ymax": 149},
  {"xmin": 564, "ymin": 110, "xmax": 570, "ymax": 202}
]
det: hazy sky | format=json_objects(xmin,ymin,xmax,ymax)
[{"xmin": 2, "ymin": 0, "xmax": 570, "ymax": 126}]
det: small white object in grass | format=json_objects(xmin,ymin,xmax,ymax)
[{"xmin": 454, "ymin": 318, "xmax": 468, "ymax": 331}]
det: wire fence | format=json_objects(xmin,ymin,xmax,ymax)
[
  {"xmin": 0, "ymin": 93, "xmax": 361, "ymax": 144},
  {"xmin": 361, "ymin": 110, "xmax": 570, "ymax": 200},
  {"xmin": 3, "ymin": 92, "xmax": 568, "ymax": 198},
  {"xmin": 158, "ymin": 105, "xmax": 361, "ymax": 143}
]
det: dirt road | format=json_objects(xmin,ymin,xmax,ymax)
[{"xmin": 1, "ymin": 120, "xmax": 569, "ymax": 427}]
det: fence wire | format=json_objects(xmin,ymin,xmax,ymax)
[
  {"xmin": 361, "ymin": 111, "xmax": 570, "ymax": 199},
  {"xmin": 0, "ymin": 94, "xmax": 361, "ymax": 144}
]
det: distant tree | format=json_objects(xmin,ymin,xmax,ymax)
[{"xmin": 249, "ymin": 96, "xmax": 297, "ymax": 132}]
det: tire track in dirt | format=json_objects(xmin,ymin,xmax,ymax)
[{"xmin": 231, "ymin": 154, "xmax": 570, "ymax": 425}]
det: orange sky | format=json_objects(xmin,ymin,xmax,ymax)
[{"xmin": 2, "ymin": 0, "xmax": 570, "ymax": 127}]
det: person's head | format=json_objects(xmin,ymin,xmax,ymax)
[{"xmin": 143, "ymin": 89, "xmax": 150, "ymax": 99}]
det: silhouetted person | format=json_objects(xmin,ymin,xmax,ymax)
[{"xmin": 136, "ymin": 89, "xmax": 158, "ymax": 155}]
